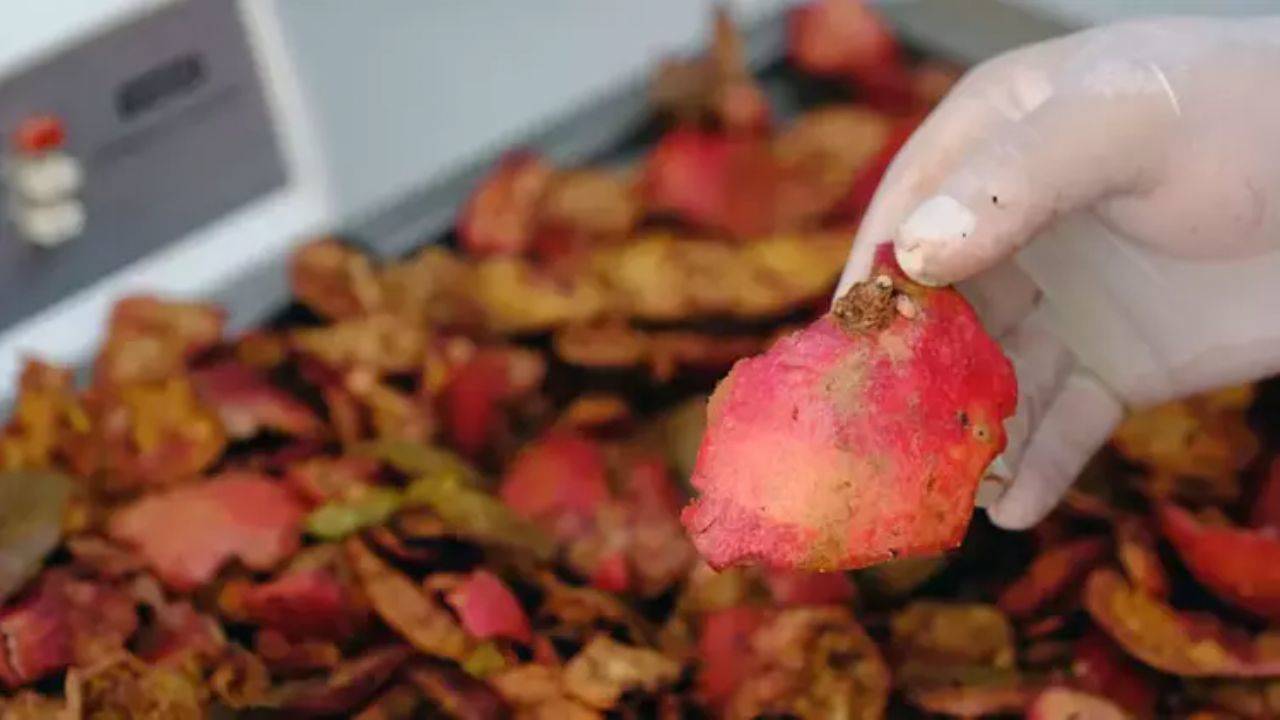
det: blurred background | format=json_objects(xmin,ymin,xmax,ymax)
[
  {"xmin": 4, "ymin": 3, "xmax": 1280, "ymax": 717},
  {"xmin": 269, "ymin": 0, "xmax": 1278, "ymax": 224},
  {"xmin": 0, "ymin": 0, "xmax": 1275, "ymax": 401}
]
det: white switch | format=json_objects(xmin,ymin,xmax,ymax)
[
  {"xmin": 7, "ymin": 116, "xmax": 85, "ymax": 247},
  {"xmin": 10, "ymin": 154, "xmax": 82, "ymax": 203},
  {"xmin": 14, "ymin": 200, "xmax": 85, "ymax": 248}
]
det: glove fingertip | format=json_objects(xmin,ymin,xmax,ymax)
[
  {"xmin": 895, "ymin": 194, "xmax": 977, "ymax": 286},
  {"xmin": 984, "ymin": 371, "xmax": 1125, "ymax": 531},
  {"xmin": 985, "ymin": 470, "xmax": 1066, "ymax": 530}
]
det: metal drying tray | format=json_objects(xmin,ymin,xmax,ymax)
[{"xmin": 208, "ymin": 0, "xmax": 1077, "ymax": 336}]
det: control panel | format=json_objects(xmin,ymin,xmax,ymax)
[
  {"xmin": 7, "ymin": 115, "xmax": 85, "ymax": 248},
  {"xmin": 0, "ymin": 0, "xmax": 286, "ymax": 330}
]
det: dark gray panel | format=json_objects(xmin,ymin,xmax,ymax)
[
  {"xmin": 881, "ymin": 0, "xmax": 1076, "ymax": 65},
  {"xmin": 0, "ymin": 0, "xmax": 285, "ymax": 330}
]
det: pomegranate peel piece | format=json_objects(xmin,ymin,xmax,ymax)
[
  {"xmin": 442, "ymin": 346, "xmax": 545, "ymax": 458},
  {"xmin": 641, "ymin": 128, "xmax": 734, "ymax": 233},
  {"xmin": 444, "ymin": 570, "xmax": 533, "ymax": 645},
  {"xmin": 905, "ymin": 675, "xmax": 1036, "ymax": 718},
  {"xmin": 889, "ymin": 600, "xmax": 1031, "ymax": 717},
  {"xmin": 724, "ymin": 606, "xmax": 889, "ymax": 718},
  {"xmin": 288, "ymin": 237, "xmax": 384, "ymax": 320},
  {"xmin": 641, "ymin": 129, "xmax": 791, "ymax": 239},
  {"xmin": 762, "ymin": 568, "xmax": 857, "ymax": 607},
  {"xmin": 996, "ymin": 536, "xmax": 1109, "ymax": 619},
  {"xmin": 787, "ymin": 0, "xmax": 913, "ymax": 110},
  {"xmin": 682, "ymin": 243, "xmax": 1016, "ymax": 570},
  {"xmin": 404, "ymin": 661, "xmax": 511, "ymax": 716},
  {"xmin": 458, "ymin": 151, "xmax": 553, "ymax": 257},
  {"xmin": 284, "ymin": 455, "xmax": 380, "ymax": 505},
  {"xmin": 1185, "ymin": 678, "xmax": 1280, "ymax": 718},
  {"xmin": 1116, "ymin": 516, "xmax": 1171, "ymax": 599},
  {"xmin": 1072, "ymin": 629, "xmax": 1158, "ymax": 718},
  {"xmin": 649, "ymin": 7, "xmax": 772, "ymax": 134},
  {"xmin": 696, "ymin": 606, "xmax": 770, "ymax": 707},
  {"xmin": 1026, "ymin": 687, "xmax": 1130, "ymax": 720},
  {"xmin": 89, "ymin": 377, "xmax": 228, "ymax": 491},
  {"xmin": 1111, "ymin": 387, "xmax": 1257, "ymax": 504},
  {"xmin": 134, "ymin": 599, "xmax": 225, "ymax": 665},
  {"xmin": 535, "ymin": 168, "xmax": 641, "ymax": 243},
  {"xmin": 1083, "ymin": 569, "xmax": 1280, "ymax": 677},
  {"xmin": 274, "ymin": 645, "xmax": 412, "ymax": 716},
  {"xmin": 890, "ymin": 601, "xmax": 1016, "ymax": 671},
  {"xmin": 1159, "ymin": 503, "xmax": 1280, "ymax": 620},
  {"xmin": 345, "ymin": 538, "xmax": 471, "ymax": 661},
  {"xmin": 500, "ymin": 432, "xmax": 610, "ymax": 539},
  {"xmin": 94, "ymin": 296, "xmax": 225, "ymax": 386},
  {"xmin": 234, "ymin": 568, "xmax": 361, "ymax": 641},
  {"xmin": 788, "ymin": 0, "xmax": 900, "ymax": 78},
  {"xmin": 192, "ymin": 360, "xmax": 323, "ymax": 440},
  {"xmin": 0, "ymin": 361, "xmax": 86, "ymax": 473},
  {"xmin": 252, "ymin": 631, "xmax": 341, "ymax": 675},
  {"xmin": 1252, "ymin": 457, "xmax": 1280, "ymax": 530},
  {"xmin": 0, "ymin": 570, "xmax": 138, "ymax": 689},
  {"xmin": 563, "ymin": 635, "xmax": 682, "ymax": 710},
  {"xmin": 108, "ymin": 472, "xmax": 305, "ymax": 591}
]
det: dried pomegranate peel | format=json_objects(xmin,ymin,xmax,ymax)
[{"xmin": 681, "ymin": 243, "xmax": 1017, "ymax": 570}]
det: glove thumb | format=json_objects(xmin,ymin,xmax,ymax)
[{"xmin": 985, "ymin": 369, "xmax": 1123, "ymax": 530}]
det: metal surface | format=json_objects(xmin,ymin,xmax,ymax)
[
  {"xmin": 889, "ymin": 0, "xmax": 1075, "ymax": 65},
  {"xmin": 0, "ymin": 0, "xmax": 285, "ymax": 331}
]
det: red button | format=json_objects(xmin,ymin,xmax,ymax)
[{"xmin": 13, "ymin": 115, "xmax": 66, "ymax": 155}]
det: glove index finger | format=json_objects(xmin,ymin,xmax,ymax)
[
  {"xmin": 837, "ymin": 89, "xmax": 1013, "ymax": 300},
  {"xmin": 895, "ymin": 91, "xmax": 1164, "ymax": 286},
  {"xmin": 837, "ymin": 124, "xmax": 939, "ymax": 299}
]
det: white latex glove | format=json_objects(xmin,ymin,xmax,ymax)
[{"xmin": 839, "ymin": 16, "xmax": 1280, "ymax": 530}]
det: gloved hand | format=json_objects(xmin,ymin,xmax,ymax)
[{"xmin": 840, "ymin": 16, "xmax": 1280, "ymax": 530}]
